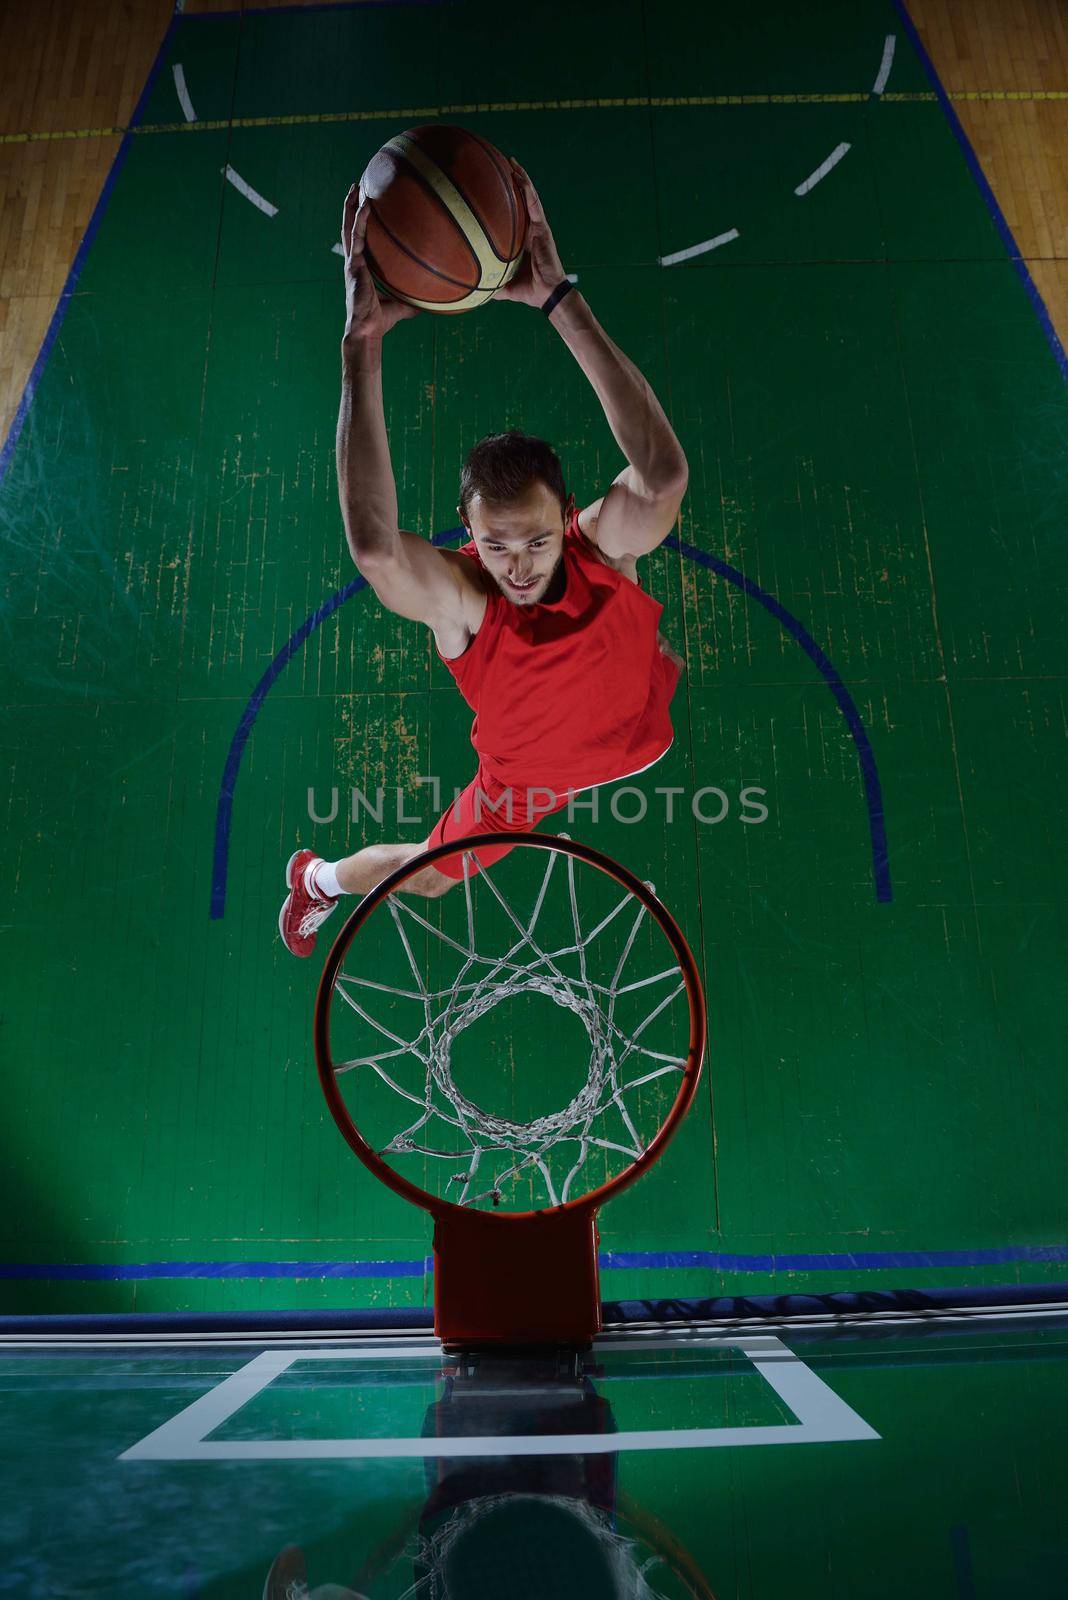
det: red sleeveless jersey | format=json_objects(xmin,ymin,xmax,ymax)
[{"xmin": 435, "ymin": 504, "xmax": 679, "ymax": 792}]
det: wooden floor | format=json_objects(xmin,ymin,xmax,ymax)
[{"xmin": 0, "ymin": 0, "xmax": 1065, "ymax": 444}]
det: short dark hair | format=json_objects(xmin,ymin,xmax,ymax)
[{"xmin": 458, "ymin": 430, "xmax": 567, "ymax": 523}]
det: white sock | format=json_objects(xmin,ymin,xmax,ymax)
[{"xmin": 305, "ymin": 858, "xmax": 344, "ymax": 899}]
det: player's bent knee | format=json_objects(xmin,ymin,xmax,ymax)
[
  {"xmin": 404, "ymin": 863, "xmax": 456, "ymax": 898},
  {"xmin": 423, "ymin": 866, "xmax": 456, "ymax": 898}
]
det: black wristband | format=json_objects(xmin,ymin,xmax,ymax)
[{"xmin": 541, "ymin": 279, "xmax": 574, "ymax": 317}]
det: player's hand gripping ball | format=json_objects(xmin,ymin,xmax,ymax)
[
  {"xmin": 492, "ymin": 158, "xmax": 569, "ymax": 309},
  {"xmin": 341, "ymin": 184, "xmax": 422, "ymax": 341}
]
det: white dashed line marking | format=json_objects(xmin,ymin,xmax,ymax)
[
  {"xmin": 794, "ymin": 141, "xmax": 851, "ymax": 196},
  {"xmin": 872, "ymin": 34, "xmax": 896, "ymax": 97},
  {"xmin": 177, "ymin": 31, "xmax": 902, "ymax": 259},
  {"xmin": 659, "ymin": 228, "xmax": 741, "ymax": 266},
  {"xmin": 172, "ymin": 65, "xmax": 196, "ymax": 123},
  {"xmin": 221, "ymin": 164, "xmax": 279, "ymax": 217}
]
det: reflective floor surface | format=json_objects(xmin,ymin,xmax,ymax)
[{"xmin": 3, "ymin": 1309, "xmax": 1066, "ymax": 1597}]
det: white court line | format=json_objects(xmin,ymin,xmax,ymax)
[
  {"xmin": 0, "ymin": 1327, "xmax": 441, "ymax": 1350},
  {"xmin": 660, "ymin": 229, "xmax": 740, "ymax": 267},
  {"xmin": 872, "ymin": 35, "xmax": 897, "ymax": 98},
  {"xmin": 794, "ymin": 142, "xmax": 852, "ymax": 197},
  {"xmin": 222, "ymin": 165, "xmax": 279, "ymax": 218},
  {"xmin": 118, "ymin": 1334, "xmax": 879, "ymax": 1462},
  {"xmin": 172, "ymin": 65, "xmax": 196, "ymax": 123}
]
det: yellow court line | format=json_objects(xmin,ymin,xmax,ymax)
[{"xmin": 3, "ymin": 89, "xmax": 1067, "ymax": 146}]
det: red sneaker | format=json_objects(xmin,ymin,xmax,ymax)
[{"xmin": 279, "ymin": 849, "xmax": 338, "ymax": 958}]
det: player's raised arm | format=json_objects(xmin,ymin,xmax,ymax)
[
  {"xmin": 336, "ymin": 187, "xmax": 472, "ymax": 632},
  {"xmin": 336, "ymin": 185, "xmax": 420, "ymax": 569},
  {"xmin": 498, "ymin": 158, "xmax": 688, "ymax": 560}
]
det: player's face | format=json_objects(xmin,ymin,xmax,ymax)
[{"xmin": 462, "ymin": 483, "xmax": 572, "ymax": 605}]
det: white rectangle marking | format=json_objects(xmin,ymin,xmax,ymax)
[{"xmin": 119, "ymin": 1335, "xmax": 879, "ymax": 1461}]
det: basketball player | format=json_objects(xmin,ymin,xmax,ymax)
[{"xmin": 280, "ymin": 158, "xmax": 688, "ymax": 956}]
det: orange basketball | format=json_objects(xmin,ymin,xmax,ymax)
[{"xmin": 357, "ymin": 124, "xmax": 529, "ymax": 315}]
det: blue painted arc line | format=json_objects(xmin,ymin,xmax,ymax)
[
  {"xmin": 210, "ymin": 539, "xmax": 460, "ymax": 919},
  {"xmin": 890, "ymin": 0, "xmax": 1068, "ymax": 383},
  {"xmin": 668, "ymin": 537, "xmax": 891, "ymax": 903},
  {"xmin": 210, "ymin": 572, "xmax": 368, "ymax": 918},
  {"xmin": 212, "ymin": 526, "xmax": 892, "ymax": 916},
  {"xmin": 2, "ymin": 1243, "xmax": 1066, "ymax": 1281}
]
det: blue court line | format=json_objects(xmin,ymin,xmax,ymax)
[
  {"xmin": 0, "ymin": 17, "xmax": 182, "ymax": 485},
  {"xmin": 3, "ymin": 1244, "xmax": 1065, "ymax": 1281},
  {"xmin": 210, "ymin": 574, "xmax": 368, "ymax": 918},
  {"xmin": 601, "ymin": 1245, "xmax": 1068, "ymax": 1271},
  {"xmin": 892, "ymin": 0, "xmax": 1068, "ymax": 383},
  {"xmin": 211, "ymin": 527, "xmax": 892, "ymax": 915},
  {"xmin": 210, "ymin": 523, "xmax": 451, "ymax": 918},
  {"xmin": 0, "ymin": 1258, "xmax": 432, "ymax": 1282},
  {"xmin": 667, "ymin": 536, "xmax": 891, "ymax": 902}
]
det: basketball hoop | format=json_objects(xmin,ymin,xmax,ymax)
[{"xmin": 314, "ymin": 833, "xmax": 706, "ymax": 1347}]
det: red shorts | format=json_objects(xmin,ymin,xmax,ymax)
[
  {"xmin": 424, "ymin": 741, "xmax": 674, "ymax": 881},
  {"xmin": 425, "ymin": 768, "xmax": 573, "ymax": 879}
]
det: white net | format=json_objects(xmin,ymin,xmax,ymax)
[{"xmin": 326, "ymin": 841, "xmax": 694, "ymax": 1212}]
